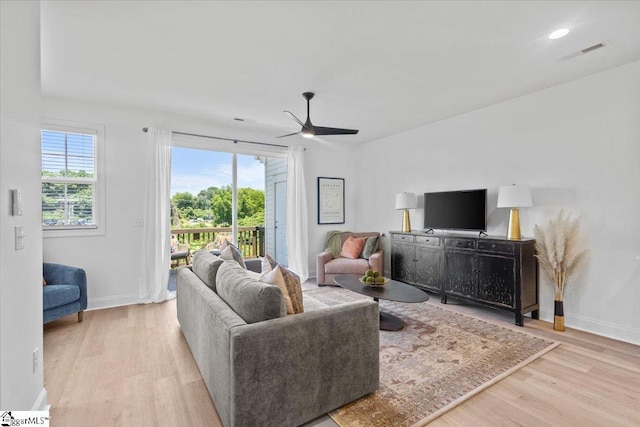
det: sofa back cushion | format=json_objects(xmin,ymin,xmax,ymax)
[
  {"xmin": 216, "ymin": 260, "xmax": 286, "ymax": 324},
  {"xmin": 192, "ymin": 251, "xmax": 225, "ymax": 292}
]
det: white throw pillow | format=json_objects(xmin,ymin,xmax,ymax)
[{"xmin": 259, "ymin": 265, "xmax": 294, "ymax": 314}]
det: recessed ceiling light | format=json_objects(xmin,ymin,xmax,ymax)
[{"xmin": 549, "ymin": 28, "xmax": 570, "ymax": 40}]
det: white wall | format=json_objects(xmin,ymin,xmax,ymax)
[
  {"xmin": 40, "ymin": 98, "xmax": 358, "ymax": 308},
  {"xmin": 38, "ymin": 48, "xmax": 638, "ymax": 346},
  {"xmin": 304, "ymin": 140, "xmax": 360, "ymax": 276},
  {"xmin": 0, "ymin": 1, "xmax": 47, "ymax": 410},
  {"xmin": 356, "ymin": 60, "xmax": 640, "ymax": 344},
  {"xmin": 41, "ymin": 100, "xmax": 147, "ymax": 309}
]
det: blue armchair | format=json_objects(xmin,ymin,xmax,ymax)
[{"xmin": 43, "ymin": 263, "xmax": 88, "ymax": 324}]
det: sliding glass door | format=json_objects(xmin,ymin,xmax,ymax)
[{"xmin": 170, "ymin": 147, "xmax": 285, "ymax": 263}]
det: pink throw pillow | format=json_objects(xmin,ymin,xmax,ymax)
[{"xmin": 340, "ymin": 235, "xmax": 366, "ymax": 259}]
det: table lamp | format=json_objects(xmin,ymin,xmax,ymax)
[
  {"xmin": 395, "ymin": 192, "xmax": 417, "ymax": 232},
  {"xmin": 497, "ymin": 185, "xmax": 533, "ymax": 240}
]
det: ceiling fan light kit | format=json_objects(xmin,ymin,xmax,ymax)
[{"xmin": 278, "ymin": 92, "xmax": 359, "ymax": 139}]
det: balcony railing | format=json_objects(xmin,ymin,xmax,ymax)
[{"xmin": 172, "ymin": 226, "xmax": 265, "ymax": 259}]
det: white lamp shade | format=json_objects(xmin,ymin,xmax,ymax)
[
  {"xmin": 497, "ymin": 185, "xmax": 533, "ymax": 208},
  {"xmin": 395, "ymin": 192, "xmax": 417, "ymax": 210}
]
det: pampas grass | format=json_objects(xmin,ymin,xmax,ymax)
[{"xmin": 534, "ymin": 211, "xmax": 589, "ymax": 301}]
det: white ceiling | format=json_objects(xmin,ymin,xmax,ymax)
[{"xmin": 40, "ymin": 1, "xmax": 640, "ymax": 144}]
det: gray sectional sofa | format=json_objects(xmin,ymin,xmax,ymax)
[{"xmin": 177, "ymin": 251, "xmax": 380, "ymax": 427}]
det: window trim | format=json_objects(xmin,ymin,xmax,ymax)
[{"xmin": 42, "ymin": 118, "xmax": 106, "ymax": 238}]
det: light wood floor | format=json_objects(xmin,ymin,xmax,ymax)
[{"xmin": 44, "ymin": 288, "xmax": 640, "ymax": 427}]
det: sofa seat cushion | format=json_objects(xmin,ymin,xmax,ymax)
[
  {"xmin": 192, "ymin": 251, "xmax": 224, "ymax": 291},
  {"xmin": 325, "ymin": 257, "xmax": 370, "ymax": 275},
  {"xmin": 216, "ymin": 261, "xmax": 286, "ymax": 324},
  {"xmin": 43, "ymin": 284, "xmax": 80, "ymax": 310},
  {"xmin": 302, "ymin": 295, "xmax": 328, "ymax": 312}
]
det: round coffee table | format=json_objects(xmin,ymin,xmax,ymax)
[{"xmin": 334, "ymin": 274, "xmax": 429, "ymax": 331}]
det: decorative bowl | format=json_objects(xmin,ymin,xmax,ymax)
[{"xmin": 359, "ymin": 276, "xmax": 390, "ymax": 287}]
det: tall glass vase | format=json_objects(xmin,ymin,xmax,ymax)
[{"xmin": 554, "ymin": 299, "xmax": 565, "ymax": 331}]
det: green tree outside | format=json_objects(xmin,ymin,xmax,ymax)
[
  {"xmin": 42, "ymin": 170, "xmax": 94, "ymax": 225},
  {"xmin": 172, "ymin": 185, "xmax": 264, "ymax": 228}
]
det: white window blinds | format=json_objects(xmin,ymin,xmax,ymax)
[{"xmin": 41, "ymin": 129, "xmax": 97, "ymax": 229}]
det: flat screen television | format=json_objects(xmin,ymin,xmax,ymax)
[{"xmin": 424, "ymin": 189, "xmax": 487, "ymax": 232}]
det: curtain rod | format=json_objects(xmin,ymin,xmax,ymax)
[{"xmin": 142, "ymin": 127, "xmax": 291, "ymax": 150}]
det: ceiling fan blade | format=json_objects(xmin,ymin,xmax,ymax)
[
  {"xmin": 313, "ymin": 126, "xmax": 359, "ymax": 136},
  {"xmin": 278, "ymin": 92, "xmax": 358, "ymax": 138},
  {"xmin": 283, "ymin": 110, "xmax": 305, "ymax": 127},
  {"xmin": 276, "ymin": 131, "xmax": 301, "ymax": 138}
]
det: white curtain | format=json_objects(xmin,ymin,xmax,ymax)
[
  {"xmin": 138, "ymin": 127, "xmax": 174, "ymax": 303},
  {"xmin": 286, "ymin": 145, "xmax": 309, "ymax": 282}
]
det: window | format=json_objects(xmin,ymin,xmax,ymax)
[{"xmin": 41, "ymin": 121, "xmax": 105, "ymax": 236}]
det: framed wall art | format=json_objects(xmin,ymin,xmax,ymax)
[{"xmin": 317, "ymin": 177, "xmax": 345, "ymax": 224}]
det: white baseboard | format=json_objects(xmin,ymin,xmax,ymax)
[
  {"xmin": 31, "ymin": 387, "xmax": 49, "ymax": 411},
  {"xmin": 539, "ymin": 308, "xmax": 640, "ymax": 346},
  {"xmin": 87, "ymin": 293, "xmax": 138, "ymax": 311}
]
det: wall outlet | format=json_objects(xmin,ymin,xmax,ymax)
[{"xmin": 33, "ymin": 347, "xmax": 39, "ymax": 373}]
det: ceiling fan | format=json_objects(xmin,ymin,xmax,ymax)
[{"xmin": 277, "ymin": 92, "xmax": 359, "ymax": 138}]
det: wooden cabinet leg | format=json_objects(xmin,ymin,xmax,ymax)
[
  {"xmin": 531, "ymin": 309, "xmax": 539, "ymax": 320},
  {"xmin": 515, "ymin": 312, "xmax": 523, "ymax": 327}
]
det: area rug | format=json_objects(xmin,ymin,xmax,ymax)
[{"xmin": 304, "ymin": 287, "xmax": 559, "ymax": 427}]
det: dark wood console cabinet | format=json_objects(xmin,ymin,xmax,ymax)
[{"xmin": 390, "ymin": 231, "xmax": 538, "ymax": 326}]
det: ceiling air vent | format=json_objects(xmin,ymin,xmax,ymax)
[
  {"xmin": 581, "ymin": 42, "xmax": 607, "ymax": 54},
  {"xmin": 560, "ymin": 41, "xmax": 608, "ymax": 60}
]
